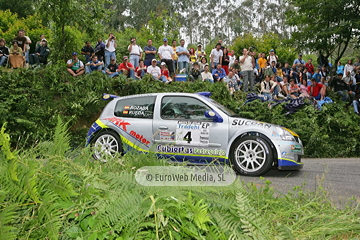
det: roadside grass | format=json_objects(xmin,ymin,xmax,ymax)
[{"xmin": 0, "ymin": 121, "xmax": 359, "ymax": 239}]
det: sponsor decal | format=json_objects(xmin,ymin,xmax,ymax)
[
  {"xmin": 160, "ymin": 131, "xmax": 175, "ymax": 140},
  {"xmin": 232, "ymin": 119, "xmax": 271, "ymax": 129},
  {"xmin": 291, "ymin": 145, "xmax": 302, "ymax": 152},
  {"xmin": 123, "ymin": 110, "xmax": 129, "ymax": 114},
  {"xmin": 156, "ymin": 144, "xmax": 226, "ymax": 156},
  {"xmin": 272, "ymin": 130, "xmax": 280, "ymax": 137},
  {"xmin": 130, "ymin": 130, "xmax": 150, "ymax": 145},
  {"xmin": 176, "ymin": 121, "xmax": 210, "ymax": 145},
  {"xmin": 104, "ymin": 117, "xmax": 130, "ymax": 131},
  {"xmin": 127, "ymin": 105, "xmax": 149, "ymax": 111},
  {"xmin": 124, "ymin": 105, "xmax": 130, "ymax": 109},
  {"xmin": 127, "ymin": 110, "xmax": 147, "ymax": 117},
  {"xmin": 281, "ymin": 151, "xmax": 295, "ymax": 160}
]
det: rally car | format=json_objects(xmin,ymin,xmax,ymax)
[{"xmin": 86, "ymin": 92, "xmax": 304, "ymax": 176}]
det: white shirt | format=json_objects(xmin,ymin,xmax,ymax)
[
  {"xmin": 229, "ymin": 55, "xmax": 236, "ymax": 66},
  {"xmin": 147, "ymin": 65, "xmax": 161, "ymax": 78},
  {"xmin": 128, "ymin": 44, "xmax": 143, "ymax": 55},
  {"xmin": 267, "ymin": 55, "xmax": 278, "ymax": 64},
  {"xmin": 105, "ymin": 40, "xmax": 116, "ymax": 52},
  {"xmin": 158, "ymin": 45, "xmax": 174, "ymax": 60},
  {"xmin": 211, "ymin": 49, "xmax": 223, "ymax": 64},
  {"xmin": 240, "ymin": 55, "xmax": 253, "ymax": 71},
  {"xmin": 201, "ymin": 71, "xmax": 213, "ymax": 81}
]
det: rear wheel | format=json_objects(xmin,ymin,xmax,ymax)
[
  {"xmin": 230, "ymin": 135, "xmax": 273, "ymax": 176},
  {"xmin": 91, "ymin": 131, "xmax": 122, "ymax": 162}
]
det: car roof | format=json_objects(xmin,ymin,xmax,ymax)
[{"xmin": 117, "ymin": 92, "xmax": 202, "ymax": 100}]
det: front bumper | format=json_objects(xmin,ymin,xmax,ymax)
[{"xmin": 276, "ymin": 139, "xmax": 304, "ymax": 170}]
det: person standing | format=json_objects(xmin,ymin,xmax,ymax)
[
  {"xmin": 94, "ymin": 38, "xmax": 105, "ymax": 62},
  {"xmin": 158, "ymin": 38, "xmax": 174, "ymax": 77},
  {"xmin": 143, "ymin": 39, "xmax": 157, "ymax": 67},
  {"xmin": 196, "ymin": 44, "xmax": 206, "ymax": 62},
  {"xmin": 81, "ymin": 41, "xmax": 95, "ymax": 63},
  {"xmin": 176, "ymin": 39, "xmax": 190, "ymax": 74},
  {"xmin": 240, "ymin": 48, "xmax": 255, "ymax": 92},
  {"xmin": 171, "ymin": 40, "xmax": 178, "ymax": 72},
  {"xmin": 13, "ymin": 30, "xmax": 27, "ymax": 59},
  {"xmin": 104, "ymin": 33, "xmax": 117, "ymax": 67},
  {"xmin": 128, "ymin": 37, "xmax": 142, "ymax": 69},
  {"xmin": 210, "ymin": 43, "xmax": 223, "ymax": 71},
  {"xmin": 24, "ymin": 33, "xmax": 32, "ymax": 63}
]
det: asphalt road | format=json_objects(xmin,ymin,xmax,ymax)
[{"xmin": 240, "ymin": 158, "xmax": 360, "ymax": 207}]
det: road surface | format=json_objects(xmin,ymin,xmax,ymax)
[{"xmin": 240, "ymin": 158, "xmax": 360, "ymax": 207}]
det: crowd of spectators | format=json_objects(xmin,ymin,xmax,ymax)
[{"xmin": 0, "ymin": 30, "xmax": 49, "ymax": 69}]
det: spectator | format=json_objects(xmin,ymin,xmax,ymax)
[
  {"xmin": 305, "ymin": 58, "xmax": 315, "ymax": 79},
  {"xmin": 260, "ymin": 75, "xmax": 277, "ymax": 100},
  {"xmin": 189, "ymin": 48, "xmax": 196, "ymax": 64},
  {"xmin": 0, "ymin": 38, "xmax": 9, "ymax": 66},
  {"xmin": 210, "ymin": 43, "xmax": 223, "ymax": 70},
  {"xmin": 85, "ymin": 55, "xmax": 103, "ymax": 73},
  {"xmin": 102, "ymin": 57, "xmax": 119, "ymax": 78},
  {"xmin": 9, "ymin": 40, "xmax": 25, "ymax": 68},
  {"xmin": 312, "ymin": 68, "xmax": 321, "ymax": 83},
  {"xmin": 29, "ymin": 39, "xmax": 50, "ymax": 66},
  {"xmin": 189, "ymin": 62, "xmax": 202, "ymax": 81},
  {"xmin": 171, "ymin": 40, "xmax": 178, "ymax": 72},
  {"xmin": 299, "ymin": 79, "xmax": 310, "ymax": 98},
  {"xmin": 282, "ymin": 62, "xmax": 291, "ymax": 79},
  {"xmin": 176, "ymin": 39, "xmax": 190, "ymax": 74},
  {"xmin": 147, "ymin": 58, "xmax": 161, "ymax": 81},
  {"xmin": 240, "ymin": 48, "xmax": 255, "ymax": 92},
  {"xmin": 201, "ymin": 65, "xmax": 214, "ymax": 83},
  {"xmin": 297, "ymin": 66, "xmax": 307, "ymax": 84},
  {"xmin": 289, "ymin": 79, "xmax": 300, "ymax": 98},
  {"xmin": 267, "ymin": 49, "xmax": 278, "ymax": 64},
  {"xmin": 160, "ymin": 62, "xmax": 172, "ymax": 83},
  {"xmin": 354, "ymin": 68, "xmax": 360, "ymax": 93},
  {"xmin": 276, "ymin": 62, "xmax": 283, "ymax": 82},
  {"xmin": 24, "ymin": 32, "xmax": 31, "ymax": 63},
  {"xmin": 224, "ymin": 70, "xmax": 239, "ymax": 95},
  {"xmin": 222, "ymin": 48, "xmax": 230, "ymax": 75},
  {"xmin": 158, "ymin": 38, "xmax": 175, "ymax": 77},
  {"xmin": 293, "ymin": 53, "xmax": 305, "ymax": 71},
  {"xmin": 353, "ymin": 96, "xmax": 360, "ymax": 115},
  {"xmin": 94, "ymin": 38, "xmax": 105, "ymax": 62},
  {"xmin": 67, "ymin": 52, "xmax": 85, "ymax": 76},
  {"xmin": 118, "ymin": 56, "xmax": 135, "ymax": 79},
  {"xmin": 329, "ymin": 73, "xmax": 355, "ymax": 102},
  {"xmin": 308, "ymin": 78, "xmax": 326, "ymax": 100},
  {"xmin": 198, "ymin": 57, "xmax": 208, "ymax": 72},
  {"xmin": 212, "ymin": 63, "xmax": 226, "ymax": 82},
  {"xmin": 196, "ymin": 44, "xmax": 206, "ymax": 62},
  {"xmin": 13, "ymin": 30, "xmax": 27, "ymax": 57},
  {"xmin": 35, "ymin": 34, "xmax": 45, "ymax": 49},
  {"xmin": 144, "ymin": 39, "xmax": 157, "ymax": 67},
  {"xmin": 354, "ymin": 57, "xmax": 360, "ymax": 71},
  {"xmin": 280, "ymin": 75, "xmax": 290, "ymax": 97},
  {"xmin": 81, "ymin": 41, "xmax": 95, "ymax": 63},
  {"xmin": 128, "ymin": 37, "xmax": 142, "ymax": 69},
  {"xmin": 258, "ymin": 53, "xmax": 267, "ymax": 77},
  {"xmin": 343, "ymin": 59, "xmax": 356, "ymax": 89},
  {"xmin": 135, "ymin": 59, "xmax": 147, "ymax": 79},
  {"xmin": 319, "ymin": 65, "xmax": 330, "ymax": 81},
  {"xmin": 104, "ymin": 33, "xmax": 117, "ymax": 67},
  {"xmin": 229, "ymin": 50, "xmax": 236, "ymax": 66},
  {"xmin": 336, "ymin": 61, "xmax": 345, "ymax": 75}
]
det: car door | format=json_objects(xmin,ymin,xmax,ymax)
[
  {"xmin": 152, "ymin": 95, "xmax": 228, "ymax": 162},
  {"xmin": 110, "ymin": 96, "xmax": 156, "ymax": 153}
]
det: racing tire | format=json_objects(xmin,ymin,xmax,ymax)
[
  {"xmin": 91, "ymin": 131, "xmax": 122, "ymax": 162},
  {"xmin": 230, "ymin": 135, "xmax": 273, "ymax": 176}
]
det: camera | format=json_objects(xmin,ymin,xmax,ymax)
[
  {"xmin": 111, "ymin": 36, "xmax": 115, "ymax": 39},
  {"xmin": 131, "ymin": 40, "xmax": 135, "ymax": 43}
]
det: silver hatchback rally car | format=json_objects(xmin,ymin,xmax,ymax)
[{"xmin": 86, "ymin": 92, "xmax": 303, "ymax": 176}]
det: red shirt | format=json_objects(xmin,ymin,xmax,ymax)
[
  {"xmin": 118, "ymin": 62, "xmax": 134, "ymax": 71},
  {"xmin": 306, "ymin": 63, "xmax": 314, "ymax": 74},
  {"xmin": 308, "ymin": 83, "xmax": 323, "ymax": 97},
  {"xmin": 161, "ymin": 68, "xmax": 170, "ymax": 78},
  {"xmin": 135, "ymin": 65, "xmax": 147, "ymax": 76}
]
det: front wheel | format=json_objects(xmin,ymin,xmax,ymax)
[
  {"xmin": 230, "ymin": 135, "xmax": 273, "ymax": 176},
  {"xmin": 91, "ymin": 131, "xmax": 122, "ymax": 162}
]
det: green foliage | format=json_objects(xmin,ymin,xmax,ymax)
[{"xmin": 1, "ymin": 122, "xmax": 360, "ymax": 239}]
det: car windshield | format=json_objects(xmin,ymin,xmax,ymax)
[{"xmin": 205, "ymin": 97, "xmax": 239, "ymax": 117}]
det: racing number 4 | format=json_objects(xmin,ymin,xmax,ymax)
[{"xmin": 183, "ymin": 131, "xmax": 192, "ymax": 143}]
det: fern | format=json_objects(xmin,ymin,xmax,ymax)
[{"xmin": 0, "ymin": 203, "xmax": 18, "ymax": 240}]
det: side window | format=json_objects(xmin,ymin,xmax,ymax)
[
  {"xmin": 161, "ymin": 96, "xmax": 212, "ymax": 120},
  {"xmin": 114, "ymin": 96, "xmax": 155, "ymax": 119}
]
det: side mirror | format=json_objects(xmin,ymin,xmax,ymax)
[{"xmin": 205, "ymin": 110, "xmax": 223, "ymax": 123}]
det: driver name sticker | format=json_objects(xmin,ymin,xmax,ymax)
[
  {"xmin": 176, "ymin": 121, "xmax": 210, "ymax": 145},
  {"xmin": 160, "ymin": 131, "xmax": 175, "ymax": 140}
]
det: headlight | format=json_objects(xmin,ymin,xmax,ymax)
[{"xmin": 276, "ymin": 127, "xmax": 295, "ymax": 141}]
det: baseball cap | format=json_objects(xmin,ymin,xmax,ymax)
[
  {"xmin": 299, "ymin": 53, "xmax": 303, "ymax": 56},
  {"xmin": 198, "ymin": 44, "xmax": 202, "ymax": 47},
  {"xmin": 161, "ymin": 62, "xmax": 166, "ymax": 66},
  {"xmin": 123, "ymin": 56, "xmax": 128, "ymax": 60},
  {"xmin": 110, "ymin": 57, "xmax": 115, "ymax": 61},
  {"xmin": 270, "ymin": 49, "xmax": 274, "ymax": 52},
  {"xmin": 163, "ymin": 38, "xmax": 168, "ymax": 42},
  {"xmin": 42, "ymin": 38, "xmax": 47, "ymax": 42},
  {"xmin": 152, "ymin": 58, "xmax": 157, "ymax": 62},
  {"xmin": 72, "ymin": 52, "xmax": 77, "ymax": 56}
]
